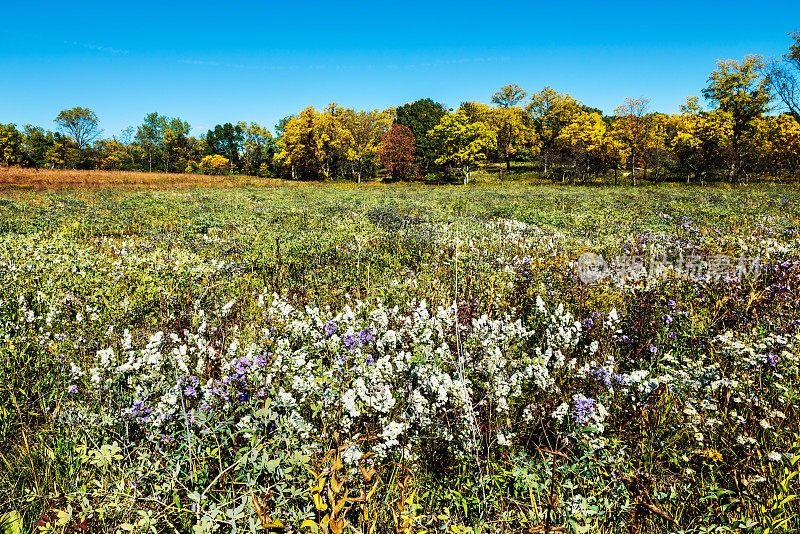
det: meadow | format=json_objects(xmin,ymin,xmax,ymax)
[{"xmin": 1, "ymin": 172, "xmax": 799, "ymax": 533}]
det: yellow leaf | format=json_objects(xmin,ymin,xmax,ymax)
[
  {"xmin": 300, "ymin": 519, "xmax": 319, "ymax": 533},
  {"xmin": 313, "ymin": 493, "xmax": 328, "ymax": 511}
]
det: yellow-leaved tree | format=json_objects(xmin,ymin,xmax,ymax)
[
  {"xmin": 274, "ymin": 107, "xmax": 319, "ymax": 180},
  {"xmin": 766, "ymin": 114, "xmax": 800, "ymax": 176},
  {"xmin": 342, "ymin": 109, "xmax": 392, "ymax": 183},
  {"xmin": 702, "ymin": 55, "xmax": 772, "ymax": 182},
  {"xmin": 427, "ymin": 111, "xmax": 496, "ymax": 185},
  {"xmin": 314, "ymin": 103, "xmax": 352, "ymax": 180},
  {"xmin": 526, "ymin": 87, "xmax": 581, "ymax": 176},
  {"xmin": 489, "ymin": 84, "xmax": 537, "ymax": 172},
  {"xmin": 0, "ymin": 123, "xmax": 28, "ymax": 166},
  {"xmin": 200, "ymin": 154, "xmax": 230, "ymax": 175},
  {"xmin": 556, "ymin": 111, "xmax": 610, "ymax": 182}
]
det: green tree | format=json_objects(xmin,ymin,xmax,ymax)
[
  {"xmin": 54, "ymin": 107, "xmax": 101, "ymax": 151},
  {"xmin": 136, "ymin": 112, "xmax": 164, "ymax": 172},
  {"xmin": 22, "ymin": 125, "xmax": 54, "ymax": 167},
  {"xmin": 163, "ymin": 118, "xmax": 191, "ymax": 173},
  {"xmin": 205, "ymin": 123, "xmax": 244, "ymax": 173},
  {"xmin": 395, "ymin": 98, "xmax": 448, "ymax": 173},
  {"xmin": 427, "ymin": 111, "xmax": 496, "ymax": 185},
  {"xmin": 135, "ymin": 113, "xmax": 190, "ymax": 172}
]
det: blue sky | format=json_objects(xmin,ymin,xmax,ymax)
[{"xmin": 1, "ymin": 1, "xmax": 798, "ymax": 138}]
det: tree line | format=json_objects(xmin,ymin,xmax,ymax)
[{"xmin": 1, "ymin": 34, "xmax": 799, "ymax": 185}]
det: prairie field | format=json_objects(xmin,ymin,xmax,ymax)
[
  {"xmin": 1, "ymin": 178, "xmax": 800, "ymax": 533},
  {"xmin": 0, "ymin": 167, "xmax": 288, "ymax": 191}
]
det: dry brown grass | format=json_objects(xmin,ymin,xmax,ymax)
[{"xmin": 0, "ymin": 167, "xmax": 298, "ymax": 191}]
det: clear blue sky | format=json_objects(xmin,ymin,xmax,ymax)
[{"xmin": 2, "ymin": 1, "xmax": 798, "ymax": 138}]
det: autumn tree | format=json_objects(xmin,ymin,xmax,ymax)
[
  {"xmin": 379, "ymin": 123, "xmax": 420, "ymax": 181},
  {"xmin": 427, "ymin": 111, "xmax": 496, "ymax": 185},
  {"xmin": 94, "ymin": 138, "xmax": 129, "ymax": 170},
  {"xmin": 200, "ymin": 154, "xmax": 230, "ymax": 175},
  {"xmin": 767, "ymin": 114, "xmax": 800, "ymax": 175},
  {"xmin": 612, "ymin": 98, "xmax": 654, "ymax": 185},
  {"xmin": 526, "ymin": 87, "xmax": 581, "ymax": 176},
  {"xmin": 274, "ymin": 107, "xmax": 319, "ymax": 180},
  {"xmin": 556, "ymin": 111, "xmax": 610, "ymax": 182},
  {"xmin": 457, "ymin": 101, "xmax": 491, "ymax": 124},
  {"xmin": 491, "ymin": 84, "xmax": 527, "ymax": 108},
  {"xmin": 488, "ymin": 105, "xmax": 536, "ymax": 172},
  {"xmin": 0, "ymin": 124, "xmax": 28, "ymax": 166},
  {"xmin": 703, "ymin": 55, "xmax": 772, "ymax": 182},
  {"xmin": 343, "ymin": 109, "xmax": 391, "ymax": 183},
  {"xmin": 46, "ymin": 133, "xmax": 72, "ymax": 169},
  {"xmin": 313, "ymin": 103, "xmax": 354, "ymax": 180}
]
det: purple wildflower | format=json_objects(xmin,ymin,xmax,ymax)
[
  {"xmin": 131, "ymin": 400, "xmax": 151, "ymax": 420},
  {"xmin": 358, "ymin": 328, "xmax": 375, "ymax": 345},
  {"xmin": 572, "ymin": 394, "xmax": 597, "ymax": 424},
  {"xmin": 766, "ymin": 352, "xmax": 779, "ymax": 367},
  {"xmin": 67, "ymin": 384, "xmax": 79, "ymax": 394},
  {"xmin": 593, "ymin": 366, "xmax": 612, "ymax": 387},
  {"xmin": 324, "ymin": 320, "xmax": 338, "ymax": 339},
  {"xmin": 343, "ymin": 333, "xmax": 358, "ymax": 351}
]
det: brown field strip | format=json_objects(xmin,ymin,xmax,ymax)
[{"xmin": 0, "ymin": 167, "xmax": 297, "ymax": 190}]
